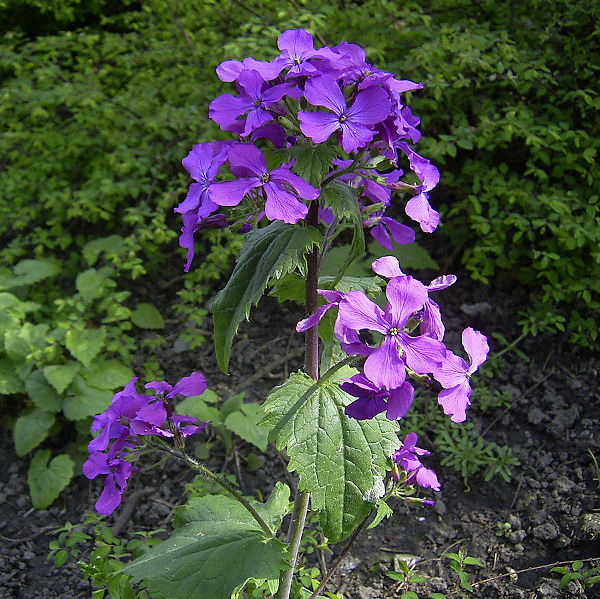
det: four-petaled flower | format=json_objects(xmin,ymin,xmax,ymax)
[
  {"xmin": 209, "ymin": 144, "xmax": 319, "ymax": 223},
  {"xmin": 298, "ymin": 74, "xmax": 391, "ymax": 153},
  {"xmin": 434, "ymin": 328, "xmax": 489, "ymax": 423}
]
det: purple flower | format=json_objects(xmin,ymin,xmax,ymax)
[
  {"xmin": 392, "ymin": 433, "xmax": 440, "ymax": 491},
  {"xmin": 337, "ymin": 276, "xmax": 447, "ymax": 389},
  {"xmin": 83, "ymin": 444, "xmax": 137, "ymax": 516},
  {"xmin": 363, "ymin": 211, "xmax": 415, "ymax": 250},
  {"xmin": 342, "ymin": 373, "xmax": 414, "ymax": 420},
  {"xmin": 298, "ymin": 75, "xmax": 391, "ymax": 153},
  {"xmin": 209, "ymin": 144, "xmax": 319, "ymax": 223},
  {"xmin": 209, "ymin": 70, "xmax": 293, "ymax": 136},
  {"xmin": 275, "ymin": 28, "xmax": 338, "ymax": 78},
  {"xmin": 434, "ymin": 328, "xmax": 489, "ymax": 422},
  {"xmin": 84, "ymin": 373, "xmax": 210, "ymax": 515},
  {"xmin": 177, "ymin": 142, "xmax": 230, "ymax": 271}
]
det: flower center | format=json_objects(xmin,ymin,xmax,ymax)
[
  {"xmin": 339, "ymin": 114, "xmax": 347, "ymax": 123},
  {"xmin": 293, "ymin": 56, "xmax": 302, "ymax": 65},
  {"xmin": 388, "ymin": 327, "xmax": 398, "ymax": 336},
  {"xmin": 260, "ymin": 172, "xmax": 270, "ymax": 184}
]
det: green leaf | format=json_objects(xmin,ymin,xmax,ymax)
[
  {"xmin": 82, "ymin": 359, "xmax": 134, "ymax": 389},
  {"xmin": 572, "ymin": 560, "xmax": 583, "ymax": 572},
  {"xmin": 286, "ymin": 143, "xmax": 339, "ymax": 186},
  {"xmin": 76, "ymin": 268, "xmax": 110, "ymax": 304},
  {"xmin": 0, "ymin": 259, "xmax": 61, "ymax": 290},
  {"xmin": 25, "ymin": 370, "xmax": 62, "ymax": 412},
  {"xmin": 130, "ymin": 303, "xmax": 165, "ymax": 329},
  {"xmin": 43, "ymin": 362, "xmax": 81, "ymax": 394},
  {"xmin": 124, "ymin": 487, "xmax": 289, "ymax": 599},
  {"xmin": 4, "ymin": 322, "xmax": 49, "ymax": 360},
  {"xmin": 463, "ymin": 556, "xmax": 484, "ymax": 567},
  {"xmin": 0, "ymin": 357, "xmax": 25, "ymax": 393},
  {"xmin": 269, "ymin": 272, "xmax": 305, "ymax": 303},
  {"xmin": 82, "ymin": 235, "xmax": 125, "ymax": 266},
  {"xmin": 429, "ymin": 593, "xmax": 447, "ymax": 599},
  {"xmin": 14, "ymin": 408, "xmax": 56, "ymax": 456},
  {"xmin": 322, "ymin": 181, "xmax": 365, "ymax": 277},
  {"xmin": 224, "ymin": 403, "xmax": 269, "ymax": 452},
  {"xmin": 259, "ymin": 372, "xmax": 398, "ymax": 541},
  {"xmin": 320, "ymin": 275, "xmax": 383, "ymax": 297},
  {"xmin": 212, "ymin": 222, "xmax": 321, "ymax": 373},
  {"xmin": 175, "ymin": 395, "xmax": 222, "ymax": 424},
  {"xmin": 367, "ymin": 499, "xmax": 393, "ymax": 529},
  {"xmin": 27, "ymin": 449, "xmax": 74, "ymax": 509},
  {"xmin": 62, "ymin": 376, "xmax": 112, "ymax": 420},
  {"xmin": 65, "ymin": 327, "xmax": 106, "ymax": 367},
  {"xmin": 368, "ymin": 240, "xmax": 439, "ymax": 270}
]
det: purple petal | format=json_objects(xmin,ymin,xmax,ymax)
[
  {"xmin": 387, "ymin": 79, "xmax": 424, "ymax": 93},
  {"xmin": 243, "ymin": 57, "xmax": 287, "ymax": 81},
  {"xmin": 263, "ymin": 182, "xmax": 308, "ymax": 223},
  {"xmin": 168, "ymin": 372, "xmax": 208, "ymax": 398},
  {"xmin": 386, "ymin": 382, "xmax": 414, "ymax": 420},
  {"xmin": 369, "ymin": 222, "xmax": 392, "ymax": 250},
  {"xmin": 427, "ymin": 274, "xmax": 457, "ymax": 291},
  {"xmin": 438, "ymin": 382, "xmax": 472, "ymax": 423},
  {"xmin": 251, "ymin": 123, "xmax": 286, "ymax": 148},
  {"xmin": 278, "ymin": 28, "xmax": 315, "ymax": 56},
  {"xmin": 371, "ymin": 256, "xmax": 404, "ymax": 278},
  {"xmin": 414, "ymin": 466, "xmax": 440, "ymax": 491},
  {"xmin": 340, "ymin": 121, "xmax": 376, "ymax": 153},
  {"xmin": 399, "ymin": 333, "xmax": 446, "ymax": 374},
  {"xmin": 385, "ymin": 276, "xmax": 428, "ymax": 327},
  {"xmin": 381, "ymin": 217, "xmax": 415, "ymax": 245},
  {"xmin": 216, "ymin": 60, "xmax": 244, "ymax": 82},
  {"xmin": 405, "ymin": 193, "xmax": 440, "ymax": 233},
  {"xmin": 346, "ymin": 87, "xmax": 390, "ymax": 125},
  {"xmin": 227, "ymin": 144, "xmax": 267, "ymax": 177},
  {"xmin": 296, "ymin": 303, "xmax": 336, "ymax": 332},
  {"xmin": 82, "ymin": 451, "xmax": 110, "ymax": 479},
  {"xmin": 462, "ymin": 328, "xmax": 489, "ymax": 374},
  {"xmin": 145, "ymin": 381, "xmax": 173, "ymax": 394},
  {"xmin": 363, "ymin": 336, "xmax": 407, "ymax": 389},
  {"xmin": 433, "ymin": 351, "xmax": 468, "ymax": 388},
  {"xmin": 303, "ymin": 74, "xmax": 346, "ymax": 114},
  {"xmin": 337, "ymin": 290, "xmax": 388, "ymax": 334},
  {"xmin": 271, "ymin": 166, "xmax": 320, "ymax": 200},
  {"xmin": 345, "ymin": 396, "xmax": 387, "ymax": 420},
  {"xmin": 420, "ymin": 299, "xmax": 445, "ymax": 341},
  {"xmin": 209, "ymin": 94, "xmax": 253, "ymax": 129},
  {"xmin": 209, "ymin": 178, "xmax": 261, "ymax": 207},
  {"xmin": 95, "ymin": 474, "xmax": 123, "ymax": 515},
  {"xmin": 298, "ymin": 111, "xmax": 340, "ymax": 144}
]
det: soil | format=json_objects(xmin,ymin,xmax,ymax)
[{"xmin": 1, "ymin": 252, "xmax": 599, "ymax": 599}]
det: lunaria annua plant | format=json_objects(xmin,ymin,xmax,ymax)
[{"xmin": 84, "ymin": 28, "xmax": 488, "ymax": 599}]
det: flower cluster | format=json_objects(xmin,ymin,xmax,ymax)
[
  {"xmin": 83, "ymin": 373, "xmax": 209, "ymax": 515},
  {"xmin": 297, "ymin": 255, "xmax": 489, "ymax": 426},
  {"xmin": 176, "ymin": 28, "xmax": 440, "ymax": 271},
  {"xmin": 392, "ymin": 433, "xmax": 440, "ymax": 492}
]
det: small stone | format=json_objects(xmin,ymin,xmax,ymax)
[
  {"xmin": 507, "ymin": 514, "xmax": 521, "ymax": 529},
  {"xmin": 533, "ymin": 521, "xmax": 560, "ymax": 541},
  {"xmin": 553, "ymin": 533, "xmax": 571, "ymax": 548},
  {"xmin": 581, "ymin": 513, "xmax": 600, "ymax": 539},
  {"xmin": 22, "ymin": 551, "xmax": 35, "ymax": 561},
  {"xmin": 527, "ymin": 407, "xmax": 547, "ymax": 425},
  {"xmin": 552, "ymin": 476, "xmax": 575, "ymax": 494},
  {"xmin": 508, "ymin": 530, "xmax": 526, "ymax": 544},
  {"xmin": 339, "ymin": 554, "xmax": 360, "ymax": 573},
  {"xmin": 460, "ymin": 302, "xmax": 492, "ymax": 316}
]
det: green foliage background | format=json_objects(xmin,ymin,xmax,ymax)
[{"xmin": 1, "ymin": 0, "xmax": 598, "ymax": 503}]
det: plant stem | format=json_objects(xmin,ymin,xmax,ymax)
[
  {"xmin": 318, "ymin": 355, "xmax": 358, "ymax": 385},
  {"xmin": 307, "ymin": 512, "xmax": 372, "ymax": 599},
  {"xmin": 156, "ymin": 443, "xmax": 274, "ymax": 538},
  {"xmin": 276, "ymin": 201, "xmax": 320, "ymax": 599}
]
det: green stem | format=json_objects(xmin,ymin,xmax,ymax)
[
  {"xmin": 156, "ymin": 443, "xmax": 274, "ymax": 538},
  {"xmin": 307, "ymin": 511, "xmax": 372, "ymax": 599},
  {"xmin": 318, "ymin": 355, "xmax": 358, "ymax": 386},
  {"xmin": 276, "ymin": 201, "xmax": 321, "ymax": 599},
  {"xmin": 321, "ymin": 151, "xmax": 365, "ymax": 187}
]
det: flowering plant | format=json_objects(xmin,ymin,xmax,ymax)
[{"xmin": 85, "ymin": 28, "xmax": 488, "ymax": 599}]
